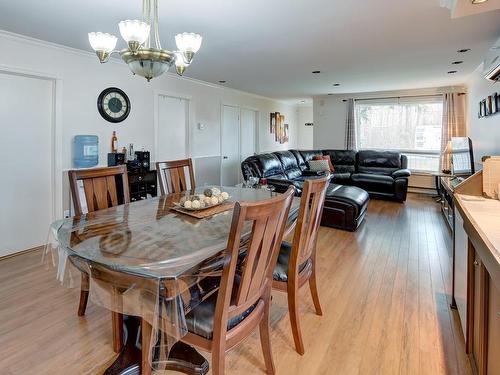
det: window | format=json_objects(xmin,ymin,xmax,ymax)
[{"xmin": 355, "ymin": 96, "xmax": 443, "ymax": 172}]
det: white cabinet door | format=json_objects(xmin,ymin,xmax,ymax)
[
  {"xmin": 0, "ymin": 73, "xmax": 53, "ymax": 256},
  {"xmin": 221, "ymin": 105, "xmax": 241, "ymax": 186}
]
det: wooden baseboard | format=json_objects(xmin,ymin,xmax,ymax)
[{"xmin": 0, "ymin": 245, "xmax": 44, "ymax": 261}]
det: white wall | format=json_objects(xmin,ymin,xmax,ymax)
[
  {"xmin": 0, "ymin": 31, "xmax": 298, "ymax": 214},
  {"xmin": 313, "ymin": 86, "xmax": 465, "ymax": 151},
  {"xmin": 466, "ymin": 64, "xmax": 500, "ymax": 164},
  {"xmin": 297, "ymin": 106, "xmax": 313, "ymax": 149}
]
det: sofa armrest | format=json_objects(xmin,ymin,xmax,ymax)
[
  {"xmin": 302, "ymin": 170, "xmax": 326, "ymax": 177},
  {"xmin": 267, "ymin": 178, "xmax": 302, "ymax": 195},
  {"xmin": 392, "ymin": 169, "xmax": 411, "ymax": 178}
]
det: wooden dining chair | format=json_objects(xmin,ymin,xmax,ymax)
[
  {"xmin": 68, "ymin": 165, "xmax": 130, "ymax": 317},
  {"xmin": 156, "ymin": 158, "xmax": 195, "ymax": 195},
  {"xmin": 171, "ymin": 186, "xmax": 295, "ymax": 375},
  {"xmin": 272, "ymin": 176, "xmax": 328, "ymax": 355}
]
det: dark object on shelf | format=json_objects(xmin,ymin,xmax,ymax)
[
  {"xmin": 126, "ymin": 160, "xmax": 142, "ymax": 172},
  {"xmin": 108, "ymin": 152, "xmax": 126, "ymax": 166},
  {"xmin": 97, "ymin": 87, "xmax": 131, "ymax": 123},
  {"xmin": 135, "ymin": 151, "xmax": 150, "ymax": 171},
  {"xmin": 128, "ymin": 169, "xmax": 157, "ymax": 202}
]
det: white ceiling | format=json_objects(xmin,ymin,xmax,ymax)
[{"xmin": 1, "ymin": 0, "xmax": 499, "ymax": 101}]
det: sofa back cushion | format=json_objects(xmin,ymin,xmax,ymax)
[
  {"xmin": 273, "ymin": 151, "xmax": 302, "ymax": 180},
  {"xmin": 254, "ymin": 153, "xmax": 287, "ymax": 179},
  {"xmin": 289, "ymin": 150, "xmax": 307, "ymax": 171},
  {"xmin": 322, "ymin": 150, "xmax": 356, "ymax": 173},
  {"xmin": 356, "ymin": 150, "xmax": 402, "ymax": 175}
]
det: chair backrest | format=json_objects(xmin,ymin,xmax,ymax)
[
  {"xmin": 291, "ymin": 177, "xmax": 329, "ymax": 268},
  {"xmin": 69, "ymin": 165, "xmax": 130, "ymax": 216},
  {"xmin": 214, "ymin": 186, "xmax": 295, "ymax": 329},
  {"xmin": 156, "ymin": 158, "xmax": 195, "ymax": 195}
]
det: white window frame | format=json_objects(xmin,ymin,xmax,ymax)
[{"xmin": 354, "ymin": 95, "xmax": 443, "ymax": 173}]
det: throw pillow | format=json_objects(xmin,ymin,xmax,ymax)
[
  {"xmin": 313, "ymin": 155, "xmax": 335, "ymax": 172},
  {"xmin": 308, "ymin": 159, "xmax": 330, "ymax": 172}
]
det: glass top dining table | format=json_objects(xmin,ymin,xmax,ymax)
[{"xmin": 45, "ymin": 186, "xmax": 299, "ymax": 374}]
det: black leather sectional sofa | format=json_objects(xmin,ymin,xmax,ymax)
[{"xmin": 241, "ymin": 149, "xmax": 411, "ymax": 231}]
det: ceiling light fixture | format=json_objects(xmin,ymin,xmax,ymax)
[
  {"xmin": 312, "ymin": 70, "xmax": 321, "ymax": 74},
  {"xmin": 448, "ymin": 70, "xmax": 458, "ymax": 74},
  {"xmin": 471, "ymin": 0, "xmax": 488, "ymax": 4},
  {"xmin": 218, "ymin": 80, "xmax": 226, "ymax": 84},
  {"xmin": 332, "ymin": 83, "xmax": 341, "ymax": 86},
  {"xmin": 457, "ymin": 48, "xmax": 471, "ymax": 53},
  {"xmin": 88, "ymin": 0, "xmax": 202, "ymax": 81},
  {"xmin": 452, "ymin": 61, "xmax": 464, "ymax": 64}
]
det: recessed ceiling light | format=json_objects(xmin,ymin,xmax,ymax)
[
  {"xmin": 300, "ymin": 100, "xmax": 306, "ymax": 103},
  {"xmin": 218, "ymin": 80, "xmax": 226, "ymax": 84},
  {"xmin": 457, "ymin": 48, "xmax": 471, "ymax": 53},
  {"xmin": 332, "ymin": 83, "xmax": 341, "ymax": 86},
  {"xmin": 452, "ymin": 61, "xmax": 464, "ymax": 64},
  {"xmin": 448, "ymin": 70, "xmax": 458, "ymax": 74},
  {"xmin": 472, "ymin": 0, "xmax": 488, "ymax": 4},
  {"xmin": 312, "ymin": 70, "xmax": 321, "ymax": 74},
  {"xmin": 327, "ymin": 93, "xmax": 334, "ymax": 95}
]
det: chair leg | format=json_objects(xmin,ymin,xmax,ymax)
[
  {"xmin": 141, "ymin": 318, "xmax": 153, "ymax": 375},
  {"xmin": 259, "ymin": 291, "xmax": 276, "ymax": 375},
  {"xmin": 309, "ymin": 264, "xmax": 323, "ymax": 316},
  {"xmin": 111, "ymin": 287, "xmax": 124, "ymax": 353},
  {"xmin": 211, "ymin": 347, "xmax": 226, "ymax": 375},
  {"xmin": 287, "ymin": 282, "xmax": 305, "ymax": 355},
  {"xmin": 77, "ymin": 272, "xmax": 89, "ymax": 317}
]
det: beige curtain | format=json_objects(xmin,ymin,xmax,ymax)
[
  {"xmin": 441, "ymin": 93, "xmax": 466, "ymax": 171},
  {"xmin": 344, "ymin": 98, "xmax": 357, "ymax": 150}
]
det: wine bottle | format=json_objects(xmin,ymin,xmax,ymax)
[{"xmin": 111, "ymin": 131, "xmax": 117, "ymax": 153}]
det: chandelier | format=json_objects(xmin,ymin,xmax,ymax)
[{"xmin": 88, "ymin": 0, "xmax": 202, "ymax": 81}]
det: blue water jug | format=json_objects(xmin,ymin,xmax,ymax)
[{"xmin": 74, "ymin": 135, "xmax": 98, "ymax": 168}]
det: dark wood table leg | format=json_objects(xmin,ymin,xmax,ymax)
[
  {"xmin": 104, "ymin": 315, "xmax": 141, "ymax": 375},
  {"xmin": 103, "ymin": 315, "xmax": 209, "ymax": 375}
]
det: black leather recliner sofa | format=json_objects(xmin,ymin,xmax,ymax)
[{"xmin": 241, "ymin": 149, "xmax": 411, "ymax": 231}]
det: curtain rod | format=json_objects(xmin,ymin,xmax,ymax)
[{"xmin": 341, "ymin": 92, "xmax": 466, "ymax": 102}]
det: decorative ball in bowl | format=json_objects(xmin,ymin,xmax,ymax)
[{"xmin": 174, "ymin": 188, "xmax": 230, "ymax": 211}]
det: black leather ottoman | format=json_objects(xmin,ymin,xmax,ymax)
[{"xmin": 321, "ymin": 184, "xmax": 369, "ymax": 231}]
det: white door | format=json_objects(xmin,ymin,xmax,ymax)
[
  {"xmin": 221, "ymin": 105, "xmax": 241, "ymax": 186},
  {"xmin": 240, "ymin": 108, "xmax": 257, "ymax": 161},
  {"xmin": 0, "ymin": 73, "xmax": 53, "ymax": 257},
  {"xmin": 157, "ymin": 95, "xmax": 189, "ymax": 162}
]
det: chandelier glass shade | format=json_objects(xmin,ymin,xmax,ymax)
[{"xmin": 88, "ymin": 0, "xmax": 202, "ymax": 81}]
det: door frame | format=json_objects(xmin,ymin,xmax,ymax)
[
  {"xmin": 220, "ymin": 103, "xmax": 259, "ymax": 186},
  {"xmin": 153, "ymin": 89, "xmax": 192, "ymax": 163},
  {"xmin": 0, "ymin": 64, "xmax": 63, "ymax": 222}
]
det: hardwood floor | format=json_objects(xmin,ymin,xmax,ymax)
[{"xmin": 0, "ymin": 194, "xmax": 472, "ymax": 375}]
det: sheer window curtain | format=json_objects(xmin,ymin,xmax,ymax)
[
  {"xmin": 441, "ymin": 93, "xmax": 466, "ymax": 171},
  {"xmin": 345, "ymin": 98, "xmax": 357, "ymax": 150}
]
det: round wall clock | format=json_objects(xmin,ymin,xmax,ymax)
[{"xmin": 97, "ymin": 87, "xmax": 131, "ymax": 123}]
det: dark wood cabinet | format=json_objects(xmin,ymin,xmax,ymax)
[{"xmin": 127, "ymin": 170, "xmax": 157, "ymax": 202}]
